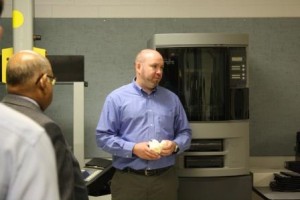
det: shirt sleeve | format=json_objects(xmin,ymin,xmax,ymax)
[
  {"xmin": 173, "ymin": 96, "xmax": 192, "ymax": 153},
  {"xmin": 96, "ymin": 95, "xmax": 135, "ymax": 158}
]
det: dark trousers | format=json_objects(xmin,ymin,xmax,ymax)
[{"xmin": 111, "ymin": 167, "xmax": 178, "ymax": 200}]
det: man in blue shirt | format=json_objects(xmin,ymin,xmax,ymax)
[{"xmin": 96, "ymin": 49, "xmax": 192, "ymax": 200}]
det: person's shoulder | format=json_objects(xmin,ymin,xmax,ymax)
[
  {"xmin": 0, "ymin": 103, "xmax": 42, "ymax": 130},
  {"xmin": 0, "ymin": 103, "xmax": 46, "ymax": 145},
  {"xmin": 2, "ymin": 94, "xmax": 53, "ymax": 123},
  {"xmin": 158, "ymin": 86, "xmax": 177, "ymax": 96},
  {"xmin": 157, "ymin": 86, "xmax": 182, "ymax": 104},
  {"xmin": 18, "ymin": 104, "xmax": 57, "ymax": 128},
  {"xmin": 108, "ymin": 83, "xmax": 133, "ymax": 97}
]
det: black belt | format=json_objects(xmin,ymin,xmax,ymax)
[{"xmin": 120, "ymin": 166, "xmax": 172, "ymax": 176}]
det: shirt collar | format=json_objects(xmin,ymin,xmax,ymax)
[
  {"xmin": 132, "ymin": 77, "xmax": 157, "ymax": 95},
  {"xmin": 9, "ymin": 94, "xmax": 41, "ymax": 109}
]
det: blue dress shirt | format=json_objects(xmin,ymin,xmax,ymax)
[{"xmin": 96, "ymin": 80, "xmax": 191, "ymax": 170}]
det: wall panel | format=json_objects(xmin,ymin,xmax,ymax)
[{"xmin": 1, "ymin": 18, "xmax": 300, "ymax": 157}]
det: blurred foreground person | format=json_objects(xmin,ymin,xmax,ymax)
[{"xmin": 0, "ymin": 103, "xmax": 59, "ymax": 200}]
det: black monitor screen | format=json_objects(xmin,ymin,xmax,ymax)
[{"xmin": 47, "ymin": 55, "xmax": 84, "ymax": 82}]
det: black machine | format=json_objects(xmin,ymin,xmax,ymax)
[
  {"xmin": 82, "ymin": 158, "xmax": 115, "ymax": 196},
  {"xmin": 296, "ymin": 131, "xmax": 300, "ymax": 161},
  {"xmin": 284, "ymin": 131, "xmax": 300, "ymax": 173},
  {"xmin": 271, "ymin": 131, "xmax": 300, "ymax": 192}
]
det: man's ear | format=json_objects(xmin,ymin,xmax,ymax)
[
  {"xmin": 37, "ymin": 74, "xmax": 48, "ymax": 91},
  {"xmin": 136, "ymin": 63, "xmax": 142, "ymax": 73}
]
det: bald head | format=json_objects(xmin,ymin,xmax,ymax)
[
  {"xmin": 134, "ymin": 49, "xmax": 164, "ymax": 93},
  {"xmin": 6, "ymin": 50, "xmax": 54, "ymax": 110},
  {"xmin": 135, "ymin": 49, "xmax": 163, "ymax": 65},
  {"xmin": 6, "ymin": 50, "xmax": 52, "ymax": 86}
]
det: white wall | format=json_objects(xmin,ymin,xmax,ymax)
[{"xmin": 3, "ymin": 0, "xmax": 300, "ymax": 18}]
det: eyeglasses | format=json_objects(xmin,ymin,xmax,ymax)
[
  {"xmin": 46, "ymin": 75, "xmax": 56, "ymax": 85},
  {"xmin": 35, "ymin": 74, "xmax": 56, "ymax": 85}
]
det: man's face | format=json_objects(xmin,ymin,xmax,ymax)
[{"xmin": 137, "ymin": 53, "xmax": 164, "ymax": 91}]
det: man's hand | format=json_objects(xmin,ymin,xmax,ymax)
[
  {"xmin": 160, "ymin": 140, "xmax": 177, "ymax": 156},
  {"xmin": 133, "ymin": 142, "xmax": 161, "ymax": 160}
]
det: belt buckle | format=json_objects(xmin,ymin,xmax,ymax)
[{"xmin": 144, "ymin": 169, "xmax": 154, "ymax": 176}]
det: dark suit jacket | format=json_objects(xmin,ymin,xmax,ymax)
[{"xmin": 2, "ymin": 94, "xmax": 89, "ymax": 200}]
